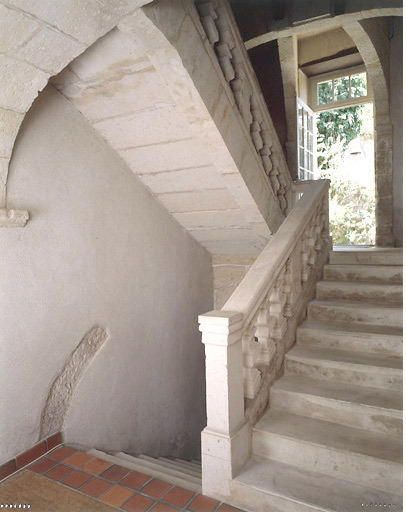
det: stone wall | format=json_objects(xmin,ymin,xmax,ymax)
[
  {"xmin": 390, "ymin": 16, "xmax": 403, "ymax": 247},
  {"xmin": 0, "ymin": 86, "xmax": 213, "ymax": 464},
  {"xmin": 212, "ymin": 255, "xmax": 257, "ymax": 309}
]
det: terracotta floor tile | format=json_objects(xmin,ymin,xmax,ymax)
[
  {"xmin": 0, "ymin": 460, "xmax": 16, "ymax": 481},
  {"xmin": 99, "ymin": 485, "xmax": 134, "ymax": 507},
  {"xmin": 163, "ymin": 486, "xmax": 195, "ymax": 507},
  {"xmin": 61, "ymin": 469, "xmax": 93, "ymax": 489},
  {"xmin": 121, "ymin": 493, "xmax": 155, "ymax": 512},
  {"xmin": 120, "ymin": 471, "xmax": 151, "ymax": 490},
  {"xmin": 81, "ymin": 457, "xmax": 112, "ymax": 475},
  {"xmin": 63, "ymin": 451, "xmax": 94, "ymax": 468},
  {"xmin": 141, "ymin": 478, "xmax": 171, "ymax": 499},
  {"xmin": 151, "ymin": 503, "xmax": 178, "ymax": 512},
  {"xmin": 188, "ymin": 494, "xmax": 220, "ymax": 512},
  {"xmin": 44, "ymin": 464, "xmax": 74, "ymax": 481},
  {"xmin": 80, "ymin": 477, "xmax": 112, "ymax": 498},
  {"xmin": 46, "ymin": 432, "xmax": 62, "ymax": 450},
  {"xmin": 16, "ymin": 441, "xmax": 47, "ymax": 469},
  {"xmin": 28, "ymin": 457, "xmax": 58, "ymax": 474},
  {"xmin": 100, "ymin": 464, "xmax": 130, "ymax": 482},
  {"xmin": 48, "ymin": 446, "xmax": 76, "ymax": 461},
  {"xmin": 218, "ymin": 504, "xmax": 245, "ymax": 512}
]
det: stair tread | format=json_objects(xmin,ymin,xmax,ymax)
[
  {"xmin": 287, "ymin": 345, "xmax": 403, "ymax": 370},
  {"xmin": 272, "ymin": 375, "xmax": 403, "ymax": 412},
  {"xmin": 234, "ymin": 456, "xmax": 402, "ymax": 511},
  {"xmin": 298, "ymin": 319, "xmax": 403, "ymax": 337},
  {"xmin": 310, "ymin": 299, "xmax": 403, "ymax": 309},
  {"xmin": 254, "ymin": 410, "xmax": 402, "ymax": 465},
  {"xmin": 318, "ymin": 279, "xmax": 403, "ymax": 288}
]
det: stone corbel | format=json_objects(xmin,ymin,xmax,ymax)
[{"xmin": 0, "ymin": 207, "xmax": 29, "ymax": 227}]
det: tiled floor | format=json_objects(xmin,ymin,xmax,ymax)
[{"xmin": 18, "ymin": 445, "xmax": 245, "ymax": 512}]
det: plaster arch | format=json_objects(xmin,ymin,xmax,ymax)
[
  {"xmin": 343, "ymin": 18, "xmax": 394, "ymax": 246},
  {"xmin": 0, "ymin": 0, "xmax": 153, "ymax": 211}
]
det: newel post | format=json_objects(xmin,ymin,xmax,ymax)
[{"xmin": 198, "ymin": 311, "xmax": 250, "ymax": 500}]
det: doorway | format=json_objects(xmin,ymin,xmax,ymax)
[{"xmin": 315, "ymin": 103, "xmax": 375, "ymax": 246}]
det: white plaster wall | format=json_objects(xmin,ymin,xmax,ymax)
[
  {"xmin": 0, "ymin": 85, "xmax": 213, "ymax": 464},
  {"xmin": 390, "ymin": 16, "xmax": 403, "ymax": 247}
]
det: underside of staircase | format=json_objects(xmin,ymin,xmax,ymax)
[{"xmin": 230, "ymin": 247, "xmax": 403, "ymax": 512}]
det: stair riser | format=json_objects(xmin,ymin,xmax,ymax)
[
  {"xmin": 316, "ymin": 282, "xmax": 403, "ymax": 303},
  {"xmin": 324, "ymin": 265, "xmax": 402, "ymax": 283},
  {"xmin": 285, "ymin": 359, "xmax": 402, "ymax": 391},
  {"xmin": 252, "ymin": 432, "xmax": 402, "ymax": 495},
  {"xmin": 329, "ymin": 252, "xmax": 403, "ymax": 266},
  {"xmin": 231, "ymin": 482, "xmax": 328, "ymax": 512},
  {"xmin": 296, "ymin": 327, "xmax": 402, "ymax": 356},
  {"xmin": 308, "ymin": 303, "xmax": 402, "ymax": 328},
  {"xmin": 270, "ymin": 390, "xmax": 402, "ymax": 437}
]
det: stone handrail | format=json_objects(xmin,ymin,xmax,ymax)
[
  {"xmin": 198, "ymin": 179, "xmax": 330, "ymax": 498},
  {"xmin": 196, "ymin": 0, "xmax": 293, "ymax": 215}
]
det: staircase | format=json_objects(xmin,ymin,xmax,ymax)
[
  {"xmin": 86, "ymin": 448, "xmax": 202, "ymax": 493},
  {"xmin": 232, "ymin": 248, "xmax": 403, "ymax": 512}
]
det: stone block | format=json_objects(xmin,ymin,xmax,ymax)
[
  {"xmin": 136, "ymin": 166, "xmax": 224, "ymax": 193},
  {"xmin": 215, "ymin": 285, "xmax": 238, "ymax": 309},
  {"xmin": 0, "ymin": 4, "xmax": 39, "ymax": 53},
  {"xmin": 213, "ymin": 266, "xmax": 246, "ymax": 289},
  {"xmin": 68, "ymin": 27, "xmax": 149, "ymax": 81},
  {"xmin": 94, "ymin": 104, "xmax": 191, "ymax": 149},
  {"xmin": 174, "ymin": 210, "xmax": 249, "ymax": 230},
  {"xmin": 212, "ymin": 255, "xmax": 258, "ymax": 266},
  {"xmin": 62, "ymin": 68, "xmax": 168, "ymax": 123},
  {"xmin": 190, "ymin": 228, "xmax": 259, "ymax": 243},
  {"xmin": 6, "ymin": 0, "xmax": 119, "ymax": 45},
  {"xmin": 202, "ymin": 240, "xmax": 262, "ymax": 255},
  {"xmin": 156, "ymin": 189, "xmax": 238, "ymax": 213},
  {"xmin": 12, "ymin": 27, "xmax": 86, "ymax": 74},
  {"xmin": 50, "ymin": 67, "xmax": 80, "ymax": 90},
  {"xmin": 119, "ymin": 139, "xmax": 213, "ymax": 175},
  {"xmin": 0, "ymin": 55, "xmax": 49, "ymax": 111},
  {"xmin": 0, "ymin": 109, "xmax": 24, "ymax": 159}
]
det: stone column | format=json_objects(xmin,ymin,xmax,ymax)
[{"xmin": 199, "ymin": 311, "xmax": 250, "ymax": 501}]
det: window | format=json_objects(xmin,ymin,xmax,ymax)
[
  {"xmin": 297, "ymin": 99, "xmax": 315, "ymax": 180},
  {"xmin": 309, "ymin": 66, "xmax": 371, "ymax": 112}
]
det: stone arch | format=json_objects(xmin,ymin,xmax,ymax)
[
  {"xmin": 0, "ymin": 0, "xmax": 153, "ymax": 213},
  {"xmin": 343, "ymin": 18, "xmax": 395, "ymax": 246}
]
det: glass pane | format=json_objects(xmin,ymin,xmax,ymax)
[
  {"xmin": 299, "ymin": 148, "xmax": 304, "ymax": 166},
  {"xmin": 298, "ymin": 107, "xmax": 303, "ymax": 125},
  {"xmin": 299, "ymin": 168, "xmax": 305, "ymax": 180},
  {"xmin": 304, "ymin": 151, "xmax": 309, "ymax": 169},
  {"xmin": 309, "ymin": 132, "xmax": 313, "ymax": 150},
  {"xmin": 334, "ymin": 76, "xmax": 349, "ymax": 101},
  {"xmin": 308, "ymin": 114, "xmax": 313, "ymax": 133},
  {"xmin": 309, "ymin": 154, "xmax": 313, "ymax": 172},
  {"xmin": 303, "ymin": 111, "xmax": 308, "ymax": 130},
  {"xmin": 318, "ymin": 80, "xmax": 333, "ymax": 105},
  {"xmin": 351, "ymin": 72, "xmax": 367, "ymax": 97},
  {"xmin": 299, "ymin": 126, "xmax": 304, "ymax": 145}
]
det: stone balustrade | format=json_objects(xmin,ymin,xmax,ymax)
[
  {"xmin": 198, "ymin": 179, "xmax": 330, "ymax": 501},
  {"xmin": 196, "ymin": 0, "xmax": 293, "ymax": 215}
]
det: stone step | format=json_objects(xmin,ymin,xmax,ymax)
[
  {"xmin": 175, "ymin": 458, "xmax": 201, "ymax": 468},
  {"xmin": 138, "ymin": 455, "xmax": 201, "ymax": 477},
  {"xmin": 316, "ymin": 280, "xmax": 403, "ymax": 302},
  {"xmin": 329, "ymin": 248, "xmax": 403, "ymax": 266},
  {"xmin": 308, "ymin": 299, "xmax": 403, "ymax": 328},
  {"xmin": 270, "ymin": 375, "xmax": 402, "ymax": 437},
  {"xmin": 253, "ymin": 410, "xmax": 402, "ymax": 495},
  {"xmin": 323, "ymin": 264, "xmax": 402, "ymax": 283},
  {"xmin": 296, "ymin": 320, "xmax": 403, "ymax": 356},
  {"xmin": 87, "ymin": 448, "xmax": 201, "ymax": 493},
  {"xmin": 285, "ymin": 345, "xmax": 402, "ymax": 391},
  {"xmin": 232, "ymin": 456, "xmax": 402, "ymax": 512}
]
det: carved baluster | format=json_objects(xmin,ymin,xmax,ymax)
[
  {"xmin": 214, "ymin": 7, "xmax": 235, "ymax": 84},
  {"xmin": 314, "ymin": 203, "xmax": 323, "ymax": 251},
  {"xmin": 282, "ymin": 258, "xmax": 294, "ymax": 318},
  {"xmin": 250, "ymin": 95, "xmax": 264, "ymax": 153},
  {"xmin": 267, "ymin": 276, "xmax": 287, "ymax": 365},
  {"xmin": 301, "ymin": 228, "xmax": 310, "ymax": 283},
  {"xmin": 254, "ymin": 299, "xmax": 276, "ymax": 365},
  {"xmin": 196, "ymin": 2, "xmax": 219, "ymax": 45},
  {"xmin": 242, "ymin": 325, "xmax": 261, "ymax": 399}
]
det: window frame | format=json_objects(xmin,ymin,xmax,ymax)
[{"xmin": 309, "ymin": 65, "xmax": 373, "ymax": 113}]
